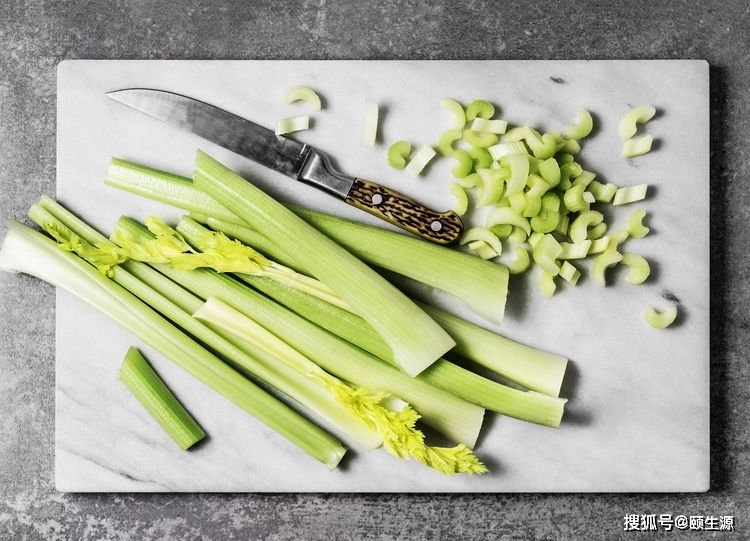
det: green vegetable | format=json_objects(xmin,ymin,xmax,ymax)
[
  {"xmin": 284, "ymin": 86, "xmax": 322, "ymax": 109},
  {"xmin": 618, "ymin": 105, "xmax": 656, "ymax": 140},
  {"xmin": 275, "ymin": 115, "xmax": 309, "ymax": 136},
  {"xmin": 103, "ymin": 156, "xmax": 510, "ymax": 324},
  {"xmin": 119, "ymin": 347, "xmax": 206, "ymax": 450},
  {"xmin": 0, "ymin": 218, "xmax": 347, "ymax": 469},
  {"xmin": 193, "ymin": 150, "xmax": 455, "ymax": 377},
  {"xmin": 621, "ymin": 135, "xmax": 654, "ymax": 158},
  {"xmin": 643, "ymin": 305, "xmax": 678, "ymax": 329},
  {"xmin": 404, "ymin": 145, "xmax": 437, "ymax": 177},
  {"xmin": 613, "ymin": 184, "xmax": 649, "ymax": 206},
  {"xmin": 361, "ymin": 99, "xmax": 379, "ymax": 147},
  {"xmin": 115, "ymin": 214, "xmax": 486, "ymax": 447},
  {"xmin": 194, "ymin": 297, "xmax": 488, "ymax": 475},
  {"xmin": 439, "ymin": 98, "xmax": 466, "ymax": 129},
  {"xmin": 387, "ymin": 140, "xmax": 411, "ymax": 169},
  {"xmin": 565, "ymin": 109, "xmax": 594, "ymax": 140}
]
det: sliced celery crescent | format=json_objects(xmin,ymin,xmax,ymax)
[{"xmin": 193, "ymin": 151, "xmax": 455, "ymax": 377}]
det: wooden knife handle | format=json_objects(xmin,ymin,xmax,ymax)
[{"xmin": 345, "ymin": 178, "xmax": 464, "ymax": 245}]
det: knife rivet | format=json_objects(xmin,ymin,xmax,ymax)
[
  {"xmin": 430, "ymin": 220, "xmax": 443, "ymax": 232},
  {"xmin": 371, "ymin": 193, "xmax": 384, "ymax": 206}
]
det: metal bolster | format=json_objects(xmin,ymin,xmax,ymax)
[{"xmin": 297, "ymin": 149, "xmax": 354, "ymax": 198}]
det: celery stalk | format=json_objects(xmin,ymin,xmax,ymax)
[
  {"xmin": 104, "ymin": 157, "xmax": 509, "ymax": 323},
  {"xmin": 0, "ymin": 220, "xmax": 346, "ymax": 469},
  {"xmin": 30, "ymin": 198, "xmax": 381, "ymax": 451},
  {"xmin": 119, "ymin": 347, "xmax": 206, "ymax": 450},
  {"xmin": 113, "ymin": 216, "xmax": 486, "ymax": 448},
  {"xmin": 192, "ymin": 151, "xmax": 455, "ymax": 377}
]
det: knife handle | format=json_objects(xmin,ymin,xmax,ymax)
[{"xmin": 345, "ymin": 178, "xmax": 464, "ymax": 245}]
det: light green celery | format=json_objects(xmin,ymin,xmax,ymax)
[
  {"xmin": 620, "ymin": 253, "xmax": 650, "ymax": 284},
  {"xmin": 439, "ymin": 98, "xmax": 466, "ymax": 129},
  {"xmin": 565, "ymin": 109, "xmax": 594, "ymax": 140},
  {"xmin": 591, "ymin": 250, "xmax": 623, "ymax": 286},
  {"xmin": 387, "ymin": 140, "xmax": 411, "ymax": 169},
  {"xmin": 621, "ymin": 135, "xmax": 654, "ymax": 158},
  {"xmin": 404, "ymin": 145, "xmax": 436, "ymax": 177},
  {"xmin": 30, "ymin": 200, "xmax": 381, "ymax": 452},
  {"xmin": 436, "ymin": 129, "xmax": 462, "ymax": 156},
  {"xmin": 613, "ymin": 183, "xmax": 649, "ymax": 206},
  {"xmin": 1, "ymin": 218, "xmax": 346, "ymax": 469},
  {"xmin": 619, "ymin": 105, "xmax": 656, "ymax": 139},
  {"xmin": 194, "ymin": 151, "xmax": 454, "ymax": 377},
  {"xmin": 103, "ymin": 157, "xmax": 509, "ymax": 324},
  {"xmin": 195, "ymin": 297, "xmax": 487, "ymax": 475},
  {"xmin": 462, "ymin": 129, "xmax": 499, "ymax": 148},
  {"xmin": 449, "ymin": 184, "xmax": 469, "ymax": 216},
  {"xmin": 627, "ymin": 209, "xmax": 650, "ymax": 238},
  {"xmin": 505, "ymin": 245, "xmax": 531, "ymax": 274},
  {"xmin": 119, "ymin": 347, "xmax": 206, "ymax": 450},
  {"xmin": 361, "ymin": 99, "xmax": 379, "ymax": 147},
  {"xmin": 643, "ymin": 305, "xmax": 678, "ymax": 329},
  {"xmin": 451, "ymin": 150, "xmax": 474, "ymax": 178},
  {"xmin": 465, "ymin": 99, "xmax": 495, "ymax": 120},
  {"xmin": 114, "ymin": 212, "xmax": 486, "ymax": 447},
  {"xmin": 275, "ymin": 115, "xmax": 309, "ymax": 136},
  {"xmin": 284, "ymin": 86, "xmax": 322, "ymax": 109},
  {"xmin": 468, "ymin": 240, "xmax": 497, "ymax": 260},
  {"xmin": 540, "ymin": 270, "xmax": 557, "ymax": 297},
  {"xmin": 104, "ymin": 158, "xmax": 237, "ymax": 222},
  {"xmin": 460, "ymin": 227, "xmax": 503, "ymax": 257},
  {"xmin": 180, "ymin": 218, "xmax": 566, "ymax": 401},
  {"xmin": 290, "ymin": 207, "xmax": 509, "ymax": 324},
  {"xmin": 558, "ymin": 261, "xmax": 581, "ymax": 285}
]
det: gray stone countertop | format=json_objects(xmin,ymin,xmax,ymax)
[{"xmin": 0, "ymin": 1, "xmax": 747, "ymax": 539}]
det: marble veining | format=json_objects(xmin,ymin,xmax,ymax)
[{"xmin": 54, "ymin": 59, "xmax": 709, "ymax": 492}]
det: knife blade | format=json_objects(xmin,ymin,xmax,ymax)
[{"xmin": 107, "ymin": 88, "xmax": 463, "ymax": 245}]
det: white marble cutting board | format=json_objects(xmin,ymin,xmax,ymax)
[{"xmin": 54, "ymin": 60, "xmax": 709, "ymax": 492}]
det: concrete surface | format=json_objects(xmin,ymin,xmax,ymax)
[{"xmin": 0, "ymin": 1, "xmax": 748, "ymax": 539}]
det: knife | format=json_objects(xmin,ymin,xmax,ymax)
[{"xmin": 107, "ymin": 88, "xmax": 464, "ymax": 245}]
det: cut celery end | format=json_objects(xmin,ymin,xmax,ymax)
[
  {"xmin": 361, "ymin": 99, "xmax": 379, "ymax": 147},
  {"xmin": 193, "ymin": 151, "xmax": 455, "ymax": 377},
  {"xmin": 2, "ymin": 220, "xmax": 347, "ymax": 469},
  {"xmin": 613, "ymin": 184, "xmax": 649, "ymax": 206},
  {"xmin": 621, "ymin": 135, "xmax": 654, "ymax": 158},
  {"xmin": 387, "ymin": 140, "xmax": 411, "ymax": 169},
  {"xmin": 119, "ymin": 347, "xmax": 206, "ymax": 450},
  {"xmin": 439, "ymin": 98, "xmax": 466, "ymax": 130},
  {"xmin": 620, "ymin": 253, "xmax": 650, "ymax": 284},
  {"xmin": 291, "ymin": 207, "xmax": 509, "ymax": 324},
  {"xmin": 419, "ymin": 304, "xmax": 569, "ymax": 398},
  {"xmin": 564, "ymin": 109, "xmax": 593, "ymax": 140},
  {"xmin": 276, "ymin": 115, "xmax": 310, "ymax": 136},
  {"xmin": 404, "ymin": 145, "xmax": 436, "ymax": 177}
]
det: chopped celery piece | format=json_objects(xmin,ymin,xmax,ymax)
[
  {"xmin": 467, "ymin": 146, "xmax": 493, "ymax": 169},
  {"xmin": 539, "ymin": 270, "xmax": 557, "ymax": 297},
  {"xmin": 537, "ymin": 157, "xmax": 561, "ymax": 186},
  {"xmin": 503, "ymin": 153, "xmax": 530, "ymax": 196},
  {"xmin": 1, "ymin": 219, "xmax": 346, "ymax": 469},
  {"xmin": 532, "ymin": 234, "xmax": 562, "ymax": 275},
  {"xmin": 588, "ymin": 236, "xmax": 611, "ymax": 254},
  {"xmin": 462, "ymin": 129, "xmax": 499, "ymax": 148},
  {"xmin": 627, "ymin": 209, "xmax": 650, "ymax": 238},
  {"xmin": 439, "ymin": 98, "xmax": 466, "ymax": 129},
  {"xmin": 505, "ymin": 244, "xmax": 532, "ymax": 275},
  {"xmin": 486, "ymin": 206, "xmax": 531, "ymax": 237},
  {"xmin": 404, "ymin": 145, "xmax": 436, "ymax": 177},
  {"xmin": 387, "ymin": 140, "xmax": 411, "ymax": 169},
  {"xmin": 588, "ymin": 180, "xmax": 618, "ymax": 203},
  {"xmin": 467, "ymin": 240, "xmax": 497, "ymax": 260},
  {"xmin": 461, "ymin": 227, "xmax": 503, "ymax": 257},
  {"xmin": 586, "ymin": 221, "xmax": 608, "ymax": 240},
  {"xmin": 470, "ymin": 117, "xmax": 508, "ymax": 134},
  {"xmin": 458, "ymin": 172, "xmax": 482, "ymax": 189},
  {"xmin": 563, "ymin": 183, "xmax": 589, "ymax": 213},
  {"xmin": 559, "ymin": 240, "xmax": 592, "ymax": 260},
  {"xmin": 574, "ymin": 170, "xmax": 596, "ymax": 188},
  {"xmin": 591, "ymin": 250, "xmax": 623, "ymax": 286},
  {"xmin": 193, "ymin": 151, "xmax": 454, "ymax": 377},
  {"xmin": 475, "ymin": 168, "xmax": 507, "ymax": 207},
  {"xmin": 565, "ymin": 109, "xmax": 593, "ymax": 140},
  {"xmin": 465, "ymin": 99, "xmax": 495, "ymax": 120},
  {"xmin": 275, "ymin": 115, "xmax": 309, "ymax": 136},
  {"xmin": 622, "ymin": 135, "xmax": 654, "ymax": 158},
  {"xmin": 119, "ymin": 347, "xmax": 206, "ymax": 450},
  {"xmin": 291, "ymin": 206, "xmax": 509, "ymax": 324},
  {"xmin": 436, "ymin": 129, "xmax": 463, "ymax": 156},
  {"xmin": 620, "ymin": 253, "xmax": 650, "ymax": 284},
  {"xmin": 613, "ymin": 183, "xmax": 649, "ymax": 206},
  {"xmin": 195, "ymin": 297, "xmax": 487, "ymax": 475},
  {"xmin": 284, "ymin": 86, "xmax": 322, "ymax": 110},
  {"xmin": 488, "ymin": 141, "xmax": 527, "ymax": 160},
  {"xmin": 619, "ymin": 105, "xmax": 656, "ymax": 139},
  {"xmin": 361, "ymin": 99, "xmax": 379, "ymax": 147},
  {"xmin": 558, "ymin": 261, "xmax": 581, "ymax": 285},
  {"xmin": 525, "ymin": 131, "xmax": 557, "ymax": 160},
  {"xmin": 449, "ymin": 184, "xmax": 469, "ymax": 216},
  {"xmin": 569, "ymin": 211, "xmax": 604, "ymax": 243},
  {"xmin": 643, "ymin": 305, "xmax": 678, "ymax": 329},
  {"xmin": 451, "ymin": 149, "xmax": 474, "ymax": 178}
]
